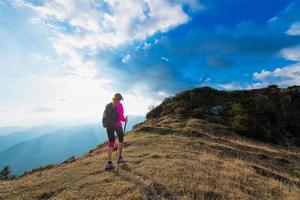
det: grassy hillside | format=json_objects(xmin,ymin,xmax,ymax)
[
  {"xmin": 0, "ymin": 115, "xmax": 299, "ymax": 200},
  {"xmin": 147, "ymin": 86, "xmax": 300, "ymax": 146}
]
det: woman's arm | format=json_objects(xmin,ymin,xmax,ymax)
[{"xmin": 118, "ymin": 103, "xmax": 127, "ymax": 122}]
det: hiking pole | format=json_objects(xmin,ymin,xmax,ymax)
[
  {"xmin": 124, "ymin": 116, "xmax": 128, "ymax": 133},
  {"xmin": 116, "ymin": 116, "xmax": 128, "ymax": 174},
  {"xmin": 116, "ymin": 143, "xmax": 119, "ymax": 174}
]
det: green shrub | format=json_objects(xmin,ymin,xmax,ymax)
[
  {"xmin": 0, "ymin": 166, "xmax": 12, "ymax": 180},
  {"xmin": 192, "ymin": 108, "xmax": 206, "ymax": 118},
  {"xmin": 229, "ymin": 103, "xmax": 255, "ymax": 132}
]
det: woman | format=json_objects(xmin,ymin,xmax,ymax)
[{"xmin": 104, "ymin": 93, "xmax": 128, "ymax": 171}]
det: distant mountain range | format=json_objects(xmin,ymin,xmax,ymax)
[
  {"xmin": 0, "ymin": 115, "xmax": 145, "ymax": 175},
  {"xmin": 0, "ymin": 126, "xmax": 58, "ymax": 152},
  {"xmin": 0, "ymin": 127, "xmax": 25, "ymax": 136}
]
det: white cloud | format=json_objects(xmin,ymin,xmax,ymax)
[
  {"xmin": 286, "ymin": 21, "xmax": 300, "ymax": 35},
  {"xmin": 158, "ymin": 91, "xmax": 169, "ymax": 97},
  {"xmin": 122, "ymin": 54, "xmax": 131, "ymax": 64},
  {"xmin": 218, "ymin": 82, "xmax": 241, "ymax": 90},
  {"xmin": 12, "ymin": 0, "xmax": 197, "ymax": 51},
  {"xmin": 252, "ymin": 42, "xmax": 300, "ymax": 87},
  {"xmin": 281, "ymin": 44, "xmax": 300, "ymax": 61},
  {"xmin": 253, "ymin": 69, "xmax": 272, "ymax": 80},
  {"xmin": 218, "ymin": 81, "xmax": 268, "ymax": 91},
  {"xmin": 10, "ymin": 0, "xmax": 199, "ymax": 81},
  {"xmin": 120, "ymin": 82, "xmax": 162, "ymax": 116},
  {"xmin": 32, "ymin": 106, "xmax": 55, "ymax": 112},
  {"xmin": 179, "ymin": 0, "xmax": 204, "ymax": 11},
  {"xmin": 253, "ymin": 63, "xmax": 300, "ymax": 86},
  {"xmin": 0, "ymin": 72, "xmax": 161, "ymax": 126},
  {"xmin": 0, "ymin": 74, "xmax": 116, "ymax": 126},
  {"xmin": 246, "ymin": 82, "xmax": 269, "ymax": 90},
  {"xmin": 142, "ymin": 42, "xmax": 151, "ymax": 50},
  {"xmin": 4, "ymin": 0, "xmax": 201, "ymax": 126},
  {"xmin": 10, "ymin": 0, "xmax": 200, "ymax": 78},
  {"xmin": 161, "ymin": 57, "xmax": 169, "ymax": 62}
]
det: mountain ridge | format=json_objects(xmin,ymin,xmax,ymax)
[{"xmin": 147, "ymin": 85, "xmax": 300, "ymax": 147}]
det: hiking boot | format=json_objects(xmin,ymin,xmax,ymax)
[
  {"xmin": 105, "ymin": 161, "xmax": 114, "ymax": 171},
  {"xmin": 117, "ymin": 156, "xmax": 126, "ymax": 164}
]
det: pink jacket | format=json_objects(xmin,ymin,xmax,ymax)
[{"xmin": 115, "ymin": 102, "xmax": 127, "ymax": 127}]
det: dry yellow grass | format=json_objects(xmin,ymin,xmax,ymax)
[{"xmin": 0, "ymin": 117, "xmax": 299, "ymax": 200}]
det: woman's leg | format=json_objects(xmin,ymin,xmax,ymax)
[
  {"xmin": 108, "ymin": 144, "xmax": 113, "ymax": 162},
  {"xmin": 115, "ymin": 126, "xmax": 124, "ymax": 157},
  {"xmin": 106, "ymin": 127, "xmax": 115, "ymax": 162},
  {"xmin": 118, "ymin": 142, "xmax": 123, "ymax": 157}
]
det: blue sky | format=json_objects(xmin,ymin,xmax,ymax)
[{"xmin": 0, "ymin": 0, "xmax": 300, "ymax": 126}]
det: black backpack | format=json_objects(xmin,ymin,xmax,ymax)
[{"xmin": 102, "ymin": 103, "xmax": 119, "ymax": 128}]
